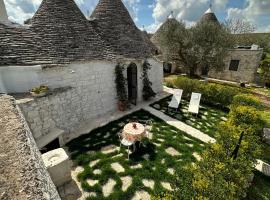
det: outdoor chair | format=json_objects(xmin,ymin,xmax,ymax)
[
  {"xmin": 168, "ymin": 89, "xmax": 183, "ymax": 111},
  {"xmin": 188, "ymin": 93, "xmax": 202, "ymax": 116},
  {"xmin": 118, "ymin": 131, "xmax": 136, "ymax": 160}
]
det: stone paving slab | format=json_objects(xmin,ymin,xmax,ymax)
[{"xmin": 144, "ymin": 106, "xmax": 216, "ymax": 143}]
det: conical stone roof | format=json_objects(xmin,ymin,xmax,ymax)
[
  {"xmin": 30, "ymin": 0, "xmax": 114, "ymax": 63},
  {"xmin": 0, "ymin": 0, "xmax": 8, "ymax": 22},
  {"xmin": 90, "ymin": 0, "xmax": 153, "ymax": 59},
  {"xmin": 199, "ymin": 7, "xmax": 219, "ymax": 24},
  {"xmin": 151, "ymin": 17, "xmax": 181, "ymax": 50},
  {"xmin": 0, "ymin": 0, "xmax": 115, "ymax": 66}
]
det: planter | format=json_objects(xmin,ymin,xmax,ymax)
[
  {"xmin": 117, "ymin": 101, "xmax": 126, "ymax": 111},
  {"xmin": 30, "ymin": 91, "xmax": 48, "ymax": 98}
]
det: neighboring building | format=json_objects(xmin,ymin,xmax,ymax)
[
  {"xmin": 0, "ymin": 0, "xmax": 163, "ymax": 147},
  {"xmin": 151, "ymin": 6, "xmax": 263, "ymax": 83},
  {"xmin": 208, "ymin": 45, "xmax": 263, "ymax": 83}
]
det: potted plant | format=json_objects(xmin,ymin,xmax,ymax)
[
  {"xmin": 115, "ymin": 63, "xmax": 128, "ymax": 111},
  {"xmin": 30, "ymin": 85, "xmax": 49, "ymax": 97}
]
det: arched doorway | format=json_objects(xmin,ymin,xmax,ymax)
[{"xmin": 127, "ymin": 63, "xmax": 138, "ymax": 105}]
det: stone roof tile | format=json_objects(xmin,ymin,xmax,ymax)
[
  {"xmin": 90, "ymin": 0, "xmax": 154, "ymax": 59},
  {"xmin": 0, "ymin": 0, "xmax": 156, "ymax": 66}
]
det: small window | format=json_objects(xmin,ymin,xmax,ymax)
[
  {"xmin": 229, "ymin": 60, "xmax": 240, "ymax": 71},
  {"xmin": 163, "ymin": 62, "xmax": 172, "ymax": 73}
]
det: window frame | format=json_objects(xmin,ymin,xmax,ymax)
[{"xmin": 229, "ymin": 59, "xmax": 240, "ymax": 71}]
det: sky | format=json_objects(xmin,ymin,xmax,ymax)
[{"xmin": 3, "ymin": 0, "xmax": 270, "ymax": 33}]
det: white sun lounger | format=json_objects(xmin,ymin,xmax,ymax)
[
  {"xmin": 188, "ymin": 93, "xmax": 202, "ymax": 115},
  {"xmin": 168, "ymin": 89, "xmax": 183, "ymax": 110}
]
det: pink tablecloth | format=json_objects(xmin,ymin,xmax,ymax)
[{"xmin": 122, "ymin": 123, "xmax": 146, "ymax": 142}]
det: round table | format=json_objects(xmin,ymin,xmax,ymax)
[{"xmin": 122, "ymin": 123, "xmax": 146, "ymax": 142}]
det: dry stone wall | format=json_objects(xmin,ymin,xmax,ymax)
[{"xmin": 0, "ymin": 95, "xmax": 60, "ymax": 200}]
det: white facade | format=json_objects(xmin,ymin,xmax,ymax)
[{"xmin": 13, "ymin": 59, "xmax": 163, "ymax": 146}]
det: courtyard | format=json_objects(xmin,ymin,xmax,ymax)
[{"xmin": 64, "ymin": 109, "xmax": 205, "ymax": 199}]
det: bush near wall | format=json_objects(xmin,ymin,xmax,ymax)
[
  {"xmin": 169, "ymin": 91, "xmax": 264, "ymax": 199},
  {"xmin": 166, "ymin": 76, "xmax": 246, "ymax": 108},
  {"xmin": 188, "ymin": 104, "xmax": 263, "ymax": 200},
  {"xmin": 231, "ymin": 94, "xmax": 262, "ymax": 110}
]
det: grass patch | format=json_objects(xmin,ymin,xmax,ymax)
[
  {"xmin": 67, "ymin": 110, "xmax": 205, "ymax": 200},
  {"xmin": 150, "ymin": 96, "xmax": 228, "ymax": 138}
]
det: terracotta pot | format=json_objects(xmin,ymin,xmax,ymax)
[{"xmin": 117, "ymin": 101, "xmax": 126, "ymax": 111}]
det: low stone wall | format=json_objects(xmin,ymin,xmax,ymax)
[{"xmin": 0, "ymin": 95, "xmax": 60, "ymax": 200}]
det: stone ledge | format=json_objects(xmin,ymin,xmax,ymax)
[{"xmin": 36, "ymin": 128, "xmax": 65, "ymax": 149}]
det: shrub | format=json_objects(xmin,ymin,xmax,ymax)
[
  {"xmin": 231, "ymin": 94, "xmax": 262, "ymax": 110},
  {"xmin": 171, "ymin": 76, "xmax": 243, "ymax": 108},
  {"xmin": 199, "ymin": 83, "xmax": 241, "ymax": 107},
  {"xmin": 173, "ymin": 76, "xmax": 201, "ymax": 98},
  {"xmin": 228, "ymin": 106, "xmax": 263, "ymax": 133},
  {"xmin": 31, "ymin": 85, "xmax": 49, "ymax": 94}
]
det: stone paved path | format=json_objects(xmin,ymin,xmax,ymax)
[
  {"xmin": 144, "ymin": 104, "xmax": 270, "ymax": 177},
  {"xmin": 144, "ymin": 106, "xmax": 216, "ymax": 143}
]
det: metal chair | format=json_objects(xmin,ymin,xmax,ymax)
[{"xmin": 118, "ymin": 131, "xmax": 135, "ymax": 159}]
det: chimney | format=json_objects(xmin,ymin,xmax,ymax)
[{"xmin": 0, "ymin": 0, "xmax": 8, "ymax": 22}]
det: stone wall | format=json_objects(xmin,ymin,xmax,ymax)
[
  {"xmin": 17, "ymin": 59, "xmax": 163, "ymax": 146},
  {"xmin": 0, "ymin": 95, "xmax": 60, "ymax": 200},
  {"xmin": 209, "ymin": 49, "xmax": 263, "ymax": 83}
]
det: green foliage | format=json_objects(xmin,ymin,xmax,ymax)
[
  {"xmin": 258, "ymin": 54, "xmax": 270, "ymax": 85},
  {"xmin": 151, "ymin": 192, "xmax": 175, "ymax": 200},
  {"xmin": 171, "ymin": 76, "xmax": 243, "ymax": 107},
  {"xmin": 31, "ymin": 85, "xmax": 49, "ymax": 94},
  {"xmin": 174, "ymin": 91, "xmax": 263, "ymax": 199},
  {"xmin": 231, "ymin": 94, "xmax": 262, "ymax": 110},
  {"xmin": 115, "ymin": 63, "xmax": 128, "ymax": 102},
  {"xmin": 228, "ymin": 106, "xmax": 264, "ymax": 136},
  {"xmin": 191, "ymin": 143, "xmax": 255, "ymax": 200},
  {"xmin": 198, "ymin": 83, "xmax": 241, "ymax": 107},
  {"xmin": 159, "ymin": 20, "xmax": 233, "ymax": 76},
  {"xmin": 142, "ymin": 60, "xmax": 156, "ymax": 100}
]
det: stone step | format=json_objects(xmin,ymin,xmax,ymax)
[{"xmin": 36, "ymin": 128, "xmax": 64, "ymax": 149}]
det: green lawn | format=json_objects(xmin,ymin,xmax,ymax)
[
  {"xmin": 246, "ymin": 171, "xmax": 270, "ymax": 200},
  {"xmin": 67, "ymin": 110, "xmax": 205, "ymax": 200},
  {"xmin": 150, "ymin": 96, "xmax": 228, "ymax": 138}
]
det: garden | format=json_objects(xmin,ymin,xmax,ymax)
[
  {"xmin": 67, "ymin": 110, "xmax": 206, "ymax": 200},
  {"xmin": 65, "ymin": 75, "xmax": 270, "ymax": 200}
]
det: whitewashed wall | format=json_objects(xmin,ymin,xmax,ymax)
[
  {"xmin": 0, "ymin": 65, "xmax": 41, "ymax": 93},
  {"xmin": 16, "ymin": 59, "xmax": 163, "ymax": 145}
]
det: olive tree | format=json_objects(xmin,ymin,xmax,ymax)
[{"xmin": 159, "ymin": 21, "xmax": 233, "ymax": 77}]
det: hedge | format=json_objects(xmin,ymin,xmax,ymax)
[
  {"xmin": 167, "ymin": 76, "xmax": 246, "ymax": 108},
  {"xmin": 231, "ymin": 94, "xmax": 262, "ymax": 110}
]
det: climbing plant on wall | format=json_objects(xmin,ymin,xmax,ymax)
[
  {"xmin": 115, "ymin": 63, "xmax": 127, "ymax": 111},
  {"xmin": 141, "ymin": 60, "xmax": 156, "ymax": 101}
]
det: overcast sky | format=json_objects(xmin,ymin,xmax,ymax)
[{"xmin": 4, "ymin": 0, "xmax": 270, "ymax": 33}]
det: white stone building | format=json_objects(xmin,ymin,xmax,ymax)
[{"xmin": 0, "ymin": 0, "xmax": 163, "ymax": 148}]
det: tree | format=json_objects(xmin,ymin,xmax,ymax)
[
  {"xmin": 159, "ymin": 21, "xmax": 233, "ymax": 77},
  {"xmin": 224, "ymin": 18, "xmax": 256, "ymax": 34}
]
